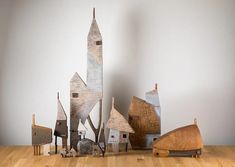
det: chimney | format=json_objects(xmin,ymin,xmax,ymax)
[
  {"xmin": 57, "ymin": 92, "xmax": 59, "ymax": 99},
  {"xmin": 93, "ymin": 8, "xmax": 95, "ymax": 19},
  {"xmin": 155, "ymin": 83, "xmax": 158, "ymax": 90}
]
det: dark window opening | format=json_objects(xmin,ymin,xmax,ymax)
[
  {"xmin": 96, "ymin": 40, "xmax": 102, "ymax": 45},
  {"xmin": 123, "ymin": 134, "xmax": 127, "ymax": 138},
  {"xmin": 153, "ymin": 137, "xmax": 157, "ymax": 141},
  {"xmin": 111, "ymin": 135, "xmax": 114, "ymax": 138},
  {"xmin": 72, "ymin": 93, "xmax": 79, "ymax": 98}
]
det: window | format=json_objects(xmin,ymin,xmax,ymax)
[
  {"xmin": 96, "ymin": 40, "xmax": 102, "ymax": 45},
  {"xmin": 72, "ymin": 93, "xmax": 79, "ymax": 98},
  {"xmin": 153, "ymin": 137, "xmax": 157, "ymax": 141},
  {"xmin": 123, "ymin": 134, "xmax": 127, "ymax": 138},
  {"xmin": 111, "ymin": 135, "xmax": 115, "ymax": 138}
]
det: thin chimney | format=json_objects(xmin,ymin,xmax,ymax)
[
  {"xmin": 57, "ymin": 92, "xmax": 59, "ymax": 99},
  {"xmin": 93, "ymin": 8, "xmax": 95, "ymax": 19},
  {"xmin": 155, "ymin": 83, "xmax": 158, "ymax": 90}
]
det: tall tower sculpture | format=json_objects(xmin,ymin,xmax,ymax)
[
  {"xmin": 87, "ymin": 8, "xmax": 103, "ymax": 94},
  {"xmin": 70, "ymin": 8, "xmax": 103, "ymax": 150}
]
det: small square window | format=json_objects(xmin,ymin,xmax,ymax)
[
  {"xmin": 153, "ymin": 137, "xmax": 158, "ymax": 141},
  {"xmin": 111, "ymin": 135, "xmax": 114, "ymax": 138},
  {"xmin": 96, "ymin": 40, "xmax": 102, "ymax": 45},
  {"xmin": 72, "ymin": 93, "xmax": 79, "ymax": 98},
  {"xmin": 123, "ymin": 134, "xmax": 127, "ymax": 138}
]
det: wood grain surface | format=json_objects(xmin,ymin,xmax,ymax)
[{"xmin": 0, "ymin": 146, "xmax": 234, "ymax": 167}]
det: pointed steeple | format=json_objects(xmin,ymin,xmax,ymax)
[
  {"xmin": 88, "ymin": 8, "xmax": 102, "ymax": 40},
  {"xmin": 87, "ymin": 8, "xmax": 103, "ymax": 92}
]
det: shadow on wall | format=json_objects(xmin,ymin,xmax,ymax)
[{"xmin": 106, "ymin": 7, "xmax": 142, "ymax": 119}]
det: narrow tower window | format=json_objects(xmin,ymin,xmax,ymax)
[
  {"xmin": 72, "ymin": 93, "xmax": 79, "ymax": 98},
  {"xmin": 96, "ymin": 40, "xmax": 102, "ymax": 45}
]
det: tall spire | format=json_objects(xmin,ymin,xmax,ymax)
[{"xmin": 93, "ymin": 8, "xmax": 95, "ymax": 19}]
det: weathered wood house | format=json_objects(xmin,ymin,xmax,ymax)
[{"xmin": 107, "ymin": 98, "xmax": 134, "ymax": 152}]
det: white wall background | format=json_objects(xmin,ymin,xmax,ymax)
[{"xmin": 0, "ymin": 0, "xmax": 235, "ymax": 145}]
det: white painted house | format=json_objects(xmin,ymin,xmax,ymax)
[{"xmin": 107, "ymin": 98, "xmax": 134, "ymax": 152}]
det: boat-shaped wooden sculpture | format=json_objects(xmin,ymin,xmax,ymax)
[{"xmin": 153, "ymin": 119, "xmax": 203, "ymax": 157}]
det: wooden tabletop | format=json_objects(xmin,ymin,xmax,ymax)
[{"xmin": 0, "ymin": 146, "xmax": 234, "ymax": 167}]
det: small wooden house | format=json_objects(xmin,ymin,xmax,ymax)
[
  {"xmin": 128, "ymin": 84, "xmax": 161, "ymax": 149},
  {"xmin": 32, "ymin": 114, "xmax": 52, "ymax": 155},
  {"xmin": 106, "ymin": 98, "xmax": 134, "ymax": 152}
]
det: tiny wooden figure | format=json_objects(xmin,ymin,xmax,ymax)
[
  {"xmin": 54, "ymin": 93, "xmax": 68, "ymax": 154},
  {"xmin": 153, "ymin": 119, "xmax": 203, "ymax": 157},
  {"xmin": 107, "ymin": 97, "xmax": 134, "ymax": 153},
  {"xmin": 32, "ymin": 114, "xmax": 52, "ymax": 155}
]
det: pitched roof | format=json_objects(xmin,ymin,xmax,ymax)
[
  {"xmin": 146, "ymin": 84, "xmax": 158, "ymax": 95},
  {"xmin": 70, "ymin": 72, "xmax": 86, "ymax": 87},
  {"xmin": 56, "ymin": 93, "xmax": 67, "ymax": 120},
  {"xmin": 88, "ymin": 19, "xmax": 102, "ymax": 40},
  {"xmin": 106, "ymin": 98, "xmax": 134, "ymax": 133},
  {"xmin": 128, "ymin": 96, "xmax": 160, "ymax": 134}
]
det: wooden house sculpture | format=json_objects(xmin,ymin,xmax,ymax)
[
  {"xmin": 128, "ymin": 84, "xmax": 161, "ymax": 149},
  {"xmin": 32, "ymin": 114, "xmax": 52, "ymax": 155},
  {"xmin": 54, "ymin": 93, "xmax": 68, "ymax": 154},
  {"xmin": 153, "ymin": 119, "xmax": 203, "ymax": 157},
  {"xmin": 70, "ymin": 8, "xmax": 103, "ymax": 151},
  {"xmin": 107, "ymin": 98, "xmax": 134, "ymax": 153}
]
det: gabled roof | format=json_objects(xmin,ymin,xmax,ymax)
[
  {"xmin": 106, "ymin": 98, "xmax": 134, "ymax": 133},
  {"xmin": 145, "ymin": 84, "xmax": 160, "ymax": 107},
  {"xmin": 56, "ymin": 93, "xmax": 67, "ymax": 120},
  {"xmin": 146, "ymin": 84, "xmax": 158, "ymax": 95},
  {"xmin": 128, "ymin": 96, "xmax": 160, "ymax": 134},
  {"xmin": 70, "ymin": 72, "xmax": 86, "ymax": 87},
  {"xmin": 146, "ymin": 89, "xmax": 157, "ymax": 95}
]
